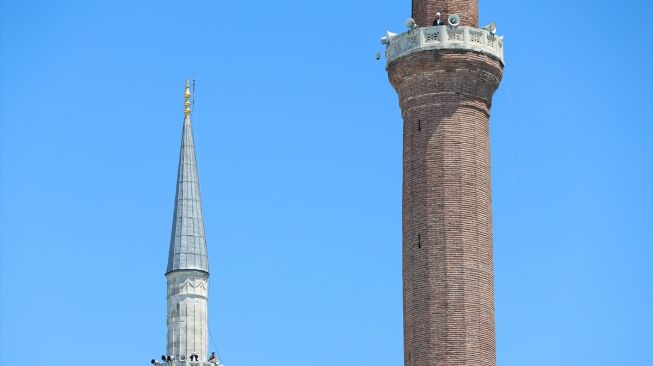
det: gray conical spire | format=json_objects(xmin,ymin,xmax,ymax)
[{"xmin": 167, "ymin": 80, "xmax": 209, "ymax": 274}]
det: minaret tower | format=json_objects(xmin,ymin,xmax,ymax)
[
  {"xmin": 160, "ymin": 81, "xmax": 218, "ymax": 366},
  {"xmin": 383, "ymin": 1, "xmax": 504, "ymax": 365}
]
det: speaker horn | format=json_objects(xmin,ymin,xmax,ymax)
[
  {"xmin": 405, "ymin": 17, "xmax": 418, "ymax": 30},
  {"xmin": 483, "ymin": 22, "xmax": 497, "ymax": 34},
  {"xmin": 380, "ymin": 31, "xmax": 398, "ymax": 45},
  {"xmin": 448, "ymin": 14, "xmax": 461, "ymax": 27}
]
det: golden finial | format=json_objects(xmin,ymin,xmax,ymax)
[{"xmin": 184, "ymin": 80, "xmax": 192, "ymax": 117}]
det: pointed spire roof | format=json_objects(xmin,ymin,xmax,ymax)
[{"xmin": 167, "ymin": 80, "xmax": 209, "ymax": 274}]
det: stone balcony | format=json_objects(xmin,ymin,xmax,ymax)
[
  {"xmin": 159, "ymin": 361, "xmax": 222, "ymax": 366},
  {"xmin": 384, "ymin": 25, "xmax": 505, "ymax": 67}
]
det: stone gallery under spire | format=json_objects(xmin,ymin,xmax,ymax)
[{"xmin": 154, "ymin": 81, "xmax": 222, "ymax": 366}]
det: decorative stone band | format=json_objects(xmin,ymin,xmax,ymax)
[{"xmin": 385, "ymin": 25, "xmax": 504, "ymax": 67}]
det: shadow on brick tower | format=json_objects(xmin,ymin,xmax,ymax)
[{"xmin": 382, "ymin": 0, "xmax": 504, "ymax": 365}]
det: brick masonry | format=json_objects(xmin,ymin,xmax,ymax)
[
  {"xmin": 388, "ymin": 47, "xmax": 503, "ymax": 365},
  {"xmin": 412, "ymin": 0, "xmax": 479, "ymax": 28}
]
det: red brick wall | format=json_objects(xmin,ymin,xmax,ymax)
[
  {"xmin": 412, "ymin": 0, "xmax": 478, "ymax": 27},
  {"xmin": 388, "ymin": 50, "xmax": 503, "ymax": 366}
]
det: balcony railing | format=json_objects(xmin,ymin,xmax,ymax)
[
  {"xmin": 161, "ymin": 362, "xmax": 221, "ymax": 366},
  {"xmin": 385, "ymin": 25, "xmax": 505, "ymax": 66}
]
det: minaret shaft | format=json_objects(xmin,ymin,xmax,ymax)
[
  {"xmin": 166, "ymin": 270, "xmax": 209, "ymax": 363},
  {"xmin": 387, "ymin": 1, "xmax": 504, "ymax": 364},
  {"xmin": 412, "ymin": 0, "xmax": 478, "ymax": 28}
]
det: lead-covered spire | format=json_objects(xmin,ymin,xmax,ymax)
[{"xmin": 167, "ymin": 80, "xmax": 209, "ymax": 274}]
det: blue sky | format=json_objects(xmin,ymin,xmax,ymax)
[{"xmin": 1, "ymin": 0, "xmax": 651, "ymax": 365}]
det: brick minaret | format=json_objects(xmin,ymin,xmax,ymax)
[{"xmin": 384, "ymin": 1, "xmax": 504, "ymax": 365}]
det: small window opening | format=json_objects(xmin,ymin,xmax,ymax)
[
  {"xmin": 418, "ymin": 234, "xmax": 421, "ymax": 248},
  {"xmin": 418, "ymin": 120, "xmax": 421, "ymax": 132}
]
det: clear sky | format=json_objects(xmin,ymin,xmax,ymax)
[{"xmin": 1, "ymin": 0, "xmax": 651, "ymax": 365}]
